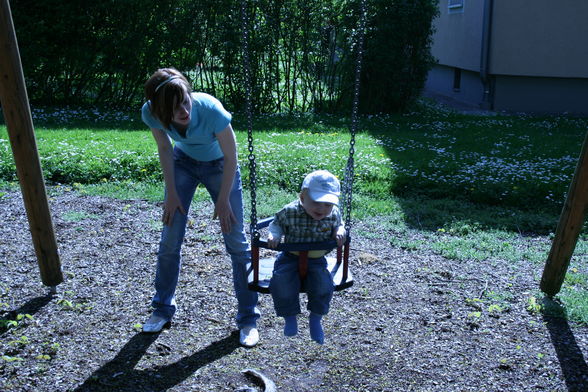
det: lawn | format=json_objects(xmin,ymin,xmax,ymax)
[
  {"xmin": 1, "ymin": 101, "xmax": 588, "ymax": 390},
  {"xmin": 1, "ymin": 100, "xmax": 587, "ymax": 322}
]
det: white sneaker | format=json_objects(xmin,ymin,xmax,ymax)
[
  {"xmin": 239, "ymin": 326, "xmax": 259, "ymax": 347},
  {"xmin": 142, "ymin": 314, "xmax": 170, "ymax": 333}
]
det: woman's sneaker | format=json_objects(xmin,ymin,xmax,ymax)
[
  {"xmin": 239, "ymin": 326, "xmax": 259, "ymax": 347},
  {"xmin": 142, "ymin": 314, "xmax": 171, "ymax": 333}
]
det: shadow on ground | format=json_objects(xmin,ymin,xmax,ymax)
[
  {"xmin": 74, "ymin": 331, "xmax": 241, "ymax": 391},
  {"xmin": 0, "ymin": 294, "xmax": 53, "ymax": 335},
  {"xmin": 544, "ymin": 313, "xmax": 588, "ymax": 391}
]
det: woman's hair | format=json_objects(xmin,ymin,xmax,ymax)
[{"xmin": 145, "ymin": 68, "xmax": 192, "ymax": 130}]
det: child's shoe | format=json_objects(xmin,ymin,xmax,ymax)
[
  {"xmin": 309, "ymin": 313, "xmax": 324, "ymax": 344},
  {"xmin": 283, "ymin": 315, "xmax": 298, "ymax": 336}
]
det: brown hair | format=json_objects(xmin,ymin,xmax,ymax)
[{"xmin": 144, "ymin": 68, "xmax": 192, "ymax": 130}]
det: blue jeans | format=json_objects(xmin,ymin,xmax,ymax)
[
  {"xmin": 151, "ymin": 147, "xmax": 260, "ymax": 329},
  {"xmin": 269, "ymin": 252, "xmax": 334, "ymax": 317}
]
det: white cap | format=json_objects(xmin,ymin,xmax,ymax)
[{"xmin": 301, "ymin": 170, "xmax": 341, "ymax": 205}]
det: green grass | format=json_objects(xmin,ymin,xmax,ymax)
[
  {"xmin": 1, "ymin": 102, "xmax": 585, "ymax": 215},
  {"xmin": 72, "ymin": 180, "xmax": 164, "ymax": 202},
  {"xmin": 1, "ymin": 100, "xmax": 587, "ymax": 323},
  {"xmin": 559, "ymin": 266, "xmax": 588, "ymax": 324},
  {"xmin": 61, "ymin": 211, "xmax": 99, "ymax": 222}
]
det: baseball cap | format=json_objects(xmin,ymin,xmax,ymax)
[{"xmin": 301, "ymin": 170, "xmax": 341, "ymax": 205}]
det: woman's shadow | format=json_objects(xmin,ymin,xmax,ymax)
[{"xmin": 74, "ymin": 330, "xmax": 241, "ymax": 391}]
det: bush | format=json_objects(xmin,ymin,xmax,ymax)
[
  {"xmin": 9, "ymin": 0, "xmax": 439, "ymax": 114},
  {"xmin": 344, "ymin": 0, "xmax": 439, "ymax": 113}
]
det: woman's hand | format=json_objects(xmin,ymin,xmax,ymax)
[
  {"xmin": 214, "ymin": 198, "xmax": 236, "ymax": 233},
  {"xmin": 162, "ymin": 192, "xmax": 185, "ymax": 226},
  {"xmin": 334, "ymin": 226, "xmax": 346, "ymax": 247}
]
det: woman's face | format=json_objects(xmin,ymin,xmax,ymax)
[{"xmin": 171, "ymin": 87, "xmax": 192, "ymax": 127}]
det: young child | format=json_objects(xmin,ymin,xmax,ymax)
[{"xmin": 267, "ymin": 170, "xmax": 346, "ymax": 344}]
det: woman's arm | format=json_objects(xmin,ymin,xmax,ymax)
[
  {"xmin": 215, "ymin": 124, "xmax": 238, "ymax": 233},
  {"xmin": 151, "ymin": 128, "xmax": 185, "ymax": 225}
]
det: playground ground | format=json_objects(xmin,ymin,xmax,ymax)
[{"xmin": 1, "ymin": 189, "xmax": 587, "ymax": 391}]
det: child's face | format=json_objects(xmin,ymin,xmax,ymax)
[
  {"xmin": 300, "ymin": 191, "xmax": 334, "ymax": 220},
  {"xmin": 171, "ymin": 87, "xmax": 192, "ymax": 127}
]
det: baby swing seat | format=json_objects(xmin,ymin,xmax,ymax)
[{"xmin": 246, "ymin": 217, "xmax": 353, "ymax": 294}]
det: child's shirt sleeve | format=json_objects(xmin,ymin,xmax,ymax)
[{"xmin": 268, "ymin": 219, "xmax": 284, "ymax": 241}]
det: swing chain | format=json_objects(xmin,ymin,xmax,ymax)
[
  {"xmin": 342, "ymin": 0, "xmax": 367, "ymax": 236},
  {"xmin": 240, "ymin": 0, "xmax": 259, "ymax": 240},
  {"xmin": 241, "ymin": 0, "xmax": 366, "ymax": 239}
]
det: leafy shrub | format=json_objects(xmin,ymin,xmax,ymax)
[
  {"xmin": 339, "ymin": 0, "xmax": 439, "ymax": 113},
  {"xmin": 9, "ymin": 0, "xmax": 439, "ymax": 114}
]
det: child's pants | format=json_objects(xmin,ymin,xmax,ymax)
[{"xmin": 270, "ymin": 252, "xmax": 334, "ymax": 317}]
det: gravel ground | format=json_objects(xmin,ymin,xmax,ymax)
[{"xmin": 1, "ymin": 189, "xmax": 587, "ymax": 391}]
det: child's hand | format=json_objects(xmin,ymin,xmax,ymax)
[
  {"xmin": 267, "ymin": 233, "xmax": 281, "ymax": 249},
  {"xmin": 334, "ymin": 226, "xmax": 346, "ymax": 247}
]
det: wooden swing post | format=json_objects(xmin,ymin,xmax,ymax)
[
  {"xmin": 0, "ymin": 0, "xmax": 63, "ymax": 287},
  {"xmin": 540, "ymin": 130, "xmax": 588, "ymax": 297}
]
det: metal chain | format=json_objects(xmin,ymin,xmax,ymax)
[
  {"xmin": 240, "ymin": 0, "xmax": 259, "ymax": 240},
  {"xmin": 342, "ymin": 0, "xmax": 367, "ymax": 236},
  {"xmin": 241, "ymin": 0, "xmax": 366, "ymax": 239}
]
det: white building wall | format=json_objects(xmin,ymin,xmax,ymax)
[
  {"xmin": 425, "ymin": 0, "xmax": 588, "ymax": 114},
  {"xmin": 430, "ymin": 0, "xmax": 485, "ymax": 72},
  {"xmin": 491, "ymin": 1, "xmax": 588, "ymax": 78}
]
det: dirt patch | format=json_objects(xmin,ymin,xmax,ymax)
[{"xmin": 0, "ymin": 189, "xmax": 587, "ymax": 391}]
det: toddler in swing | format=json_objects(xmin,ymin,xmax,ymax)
[{"xmin": 267, "ymin": 170, "xmax": 346, "ymax": 344}]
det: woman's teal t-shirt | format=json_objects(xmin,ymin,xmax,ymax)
[{"xmin": 141, "ymin": 92, "xmax": 232, "ymax": 161}]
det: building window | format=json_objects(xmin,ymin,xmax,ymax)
[
  {"xmin": 453, "ymin": 68, "xmax": 461, "ymax": 92},
  {"xmin": 448, "ymin": 0, "xmax": 464, "ymax": 14}
]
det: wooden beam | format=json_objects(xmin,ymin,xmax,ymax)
[
  {"xmin": 0, "ymin": 0, "xmax": 63, "ymax": 287},
  {"xmin": 540, "ymin": 130, "xmax": 588, "ymax": 297}
]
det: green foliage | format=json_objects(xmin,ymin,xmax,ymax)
[
  {"xmin": 78, "ymin": 180, "xmax": 164, "ymax": 203},
  {"xmin": 339, "ymin": 0, "xmax": 439, "ymax": 113},
  {"xmin": 56, "ymin": 291, "xmax": 92, "ymax": 312},
  {"xmin": 559, "ymin": 267, "xmax": 588, "ymax": 324},
  {"xmin": 61, "ymin": 210, "xmax": 99, "ymax": 222},
  {"xmin": 9, "ymin": 0, "xmax": 439, "ymax": 113},
  {"xmin": 0, "ymin": 125, "xmax": 160, "ymax": 185},
  {"xmin": 0, "ymin": 319, "xmax": 18, "ymax": 330},
  {"xmin": 1, "ymin": 105, "xmax": 586, "ymax": 219},
  {"xmin": 560, "ymin": 289, "xmax": 588, "ymax": 325},
  {"xmin": 0, "ymin": 314, "xmax": 33, "ymax": 332},
  {"xmin": 1, "ymin": 355, "xmax": 23, "ymax": 362},
  {"xmin": 9, "ymin": 336, "xmax": 30, "ymax": 347},
  {"xmin": 526, "ymin": 296, "xmax": 543, "ymax": 314},
  {"xmin": 526, "ymin": 295, "xmax": 568, "ymax": 319}
]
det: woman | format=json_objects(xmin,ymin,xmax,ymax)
[{"xmin": 140, "ymin": 68, "xmax": 260, "ymax": 347}]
